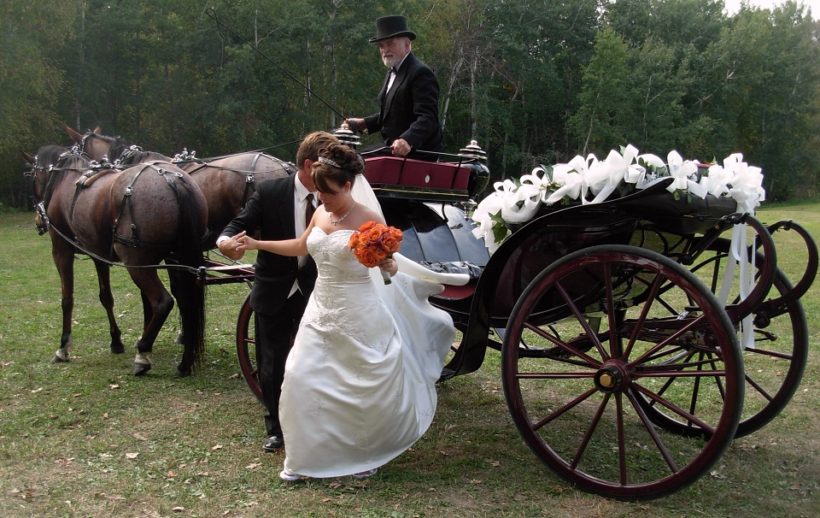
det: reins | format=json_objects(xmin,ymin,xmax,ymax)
[{"xmin": 43, "ymin": 214, "xmax": 205, "ymax": 276}]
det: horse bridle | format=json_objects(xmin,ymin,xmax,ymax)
[
  {"xmin": 25, "ymin": 149, "xmax": 98, "ymax": 235},
  {"xmin": 23, "ymin": 155, "xmax": 54, "ymax": 235}
]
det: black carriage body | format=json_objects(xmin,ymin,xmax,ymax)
[
  {"xmin": 363, "ymin": 155, "xmax": 757, "ymax": 377},
  {"xmin": 425, "ymin": 177, "xmax": 754, "ymax": 378}
]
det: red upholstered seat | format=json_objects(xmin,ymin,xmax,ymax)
[
  {"xmin": 438, "ymin": 282, "xmax": 476, "ymax": 301},
  {"xmin": 364, "ymin": 155, "xmax": 472, "ymax": 201}
]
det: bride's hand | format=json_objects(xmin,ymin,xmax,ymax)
[
  {"xmin": 235, "ymin": 231, "xmax": 258, "ymax": 252},
  {"xmin": 378, "ymin": 257, "xmax": 398, "ymax": 277}
]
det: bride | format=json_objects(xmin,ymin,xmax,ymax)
[{"xmin": 236, "ymin": 142, "xmax": 465, "ymax": 481}]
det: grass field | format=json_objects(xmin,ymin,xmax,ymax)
[{"xmin": 0, "ymin": 204, "xmax": 817, "ymax": 517}]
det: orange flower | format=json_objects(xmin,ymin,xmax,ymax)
[
  {"xmin": 358, "ymin": 220, "xmax": 379, "ymax": 234},
  {"xmin": 381, "ymin": 235, "xmax": 400, "ymax": 251},
  {"xmin": 348, "ymin": 221, "xmax": 403, "ymax": 269}
]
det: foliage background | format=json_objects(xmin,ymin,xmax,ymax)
[{"xmin": 1, "ymin": 0, "xmax": 818, "ymax": 208}]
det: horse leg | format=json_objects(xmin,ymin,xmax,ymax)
[
  {"xmin": 51, "ymin": 240, "xmax": 75, "ymax": 363},
  {"xmin": 93, "ymin": 260, "xmax": 125, "ymax": 354},
  {"xmin": 128, "ymin": 268, "xmax": 174, "ymax": 376},
  {"xmin": 167, "ymin": 273, "xmax": 185, "ymax": 346},
  {"xmin": 140, "ymin": 290, "xmax": 153, "ymax": 333},
  {"xmin": 167, "ymin": 268, "xmax": 205, "ymax": 377}
]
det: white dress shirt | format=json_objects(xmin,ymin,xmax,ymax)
[
  {"xmin": 290, "ymin": 175, "xmax": 316, "ymax": 297},
  {"xmin": 386, "ymin": 53, "xmax": 410, "ymax": 93}
]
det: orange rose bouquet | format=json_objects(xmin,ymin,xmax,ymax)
[{"xmin": 349, "ymin": 221, "xmax": 403, "ymax": 284}]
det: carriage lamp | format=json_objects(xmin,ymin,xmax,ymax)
[
  {"xmin": 458, "ymin": 139, "xmax": 487, "ymax": 162},
  {"xmin": 459, "ymin": 140, "xmax": 490, "ymax": 201},
  {"xmin": 334, "ymin": 122, "xmax": 361, "ymax": 149}
]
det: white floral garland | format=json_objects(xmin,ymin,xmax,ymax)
[{"xmin": 471, "ymin": 144, "xmax": 766, "ymax": 253}]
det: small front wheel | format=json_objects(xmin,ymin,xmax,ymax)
[
  {"xmin": 235, "ymin": 294, "xmax": 262, "ymax": 401},
  {"xmin": 502, "ymin": 245, "xmax": 743, "ymax": 500}
]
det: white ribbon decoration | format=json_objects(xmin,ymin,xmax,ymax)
[{"xmin": 469, "ymin": 145, "xmax": 766, "ymax": 265}]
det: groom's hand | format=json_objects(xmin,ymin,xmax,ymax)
[{"xmin": 218, "ymin": 234, "xmax": 245, "ymax": 260}]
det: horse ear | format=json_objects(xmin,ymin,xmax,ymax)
[
  {"xmin": 93, "ymin": 125, "xmax": 101, "ymax": 134},
  {"xmin": 64, "ymin": 124, "xmax": 83, "ymax": 144},
  {"xmin": 21, "ymin": 151, "xmax": 34, "ymax": 165}
]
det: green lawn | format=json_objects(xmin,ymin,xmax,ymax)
[{"xmin": 0, "ymin": 204, "xmax": 817, "ymax": 517}]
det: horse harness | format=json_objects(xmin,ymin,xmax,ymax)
[
  {"xmin": 112, "ymin": 160, "xmax": 187, "ymax": 249},
  {"xmin": 31, "ymin": 154, "xmax": 107, "ymax": 235},
  {"xmin": 69, "ymin": 167, "xmax": 118, "ymax": 221},
  {"xmin": 186, "ymin": 152, "xmax": 296, "ymax": 209}
]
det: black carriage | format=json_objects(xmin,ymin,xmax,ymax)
[{"xmin": 214, "ymin": 139, "xmax": 816, "ymax": 500}]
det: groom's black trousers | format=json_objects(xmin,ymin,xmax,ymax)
[{"xmin": 255, "ymin": 290, "xmax": 308, "ymax": 437}]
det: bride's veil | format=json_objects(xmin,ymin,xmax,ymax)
[
  {"xmin": 351, "ymin": 173, "xmax": 469, "ymax": 287},
  {"xmin": 351, "ymin": 173, "xmax": 385, "ymax": 220}
]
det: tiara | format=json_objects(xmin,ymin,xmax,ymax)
[{"xmin": 317, "ymin": 156, "xmax": 340, "ymax": 168}]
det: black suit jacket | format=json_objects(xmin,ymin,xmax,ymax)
[
  {"xmin": 364, "ymin": 52, "xmax": 443, "ymax": 153},
  {"xmin": 220, "ymin": 175, "xmax": 316, "ymax": 315}
]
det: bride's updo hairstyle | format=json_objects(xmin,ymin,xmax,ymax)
[{"xmin": 312, "ymin": 143, "xmax": 364, "ymax": 194}]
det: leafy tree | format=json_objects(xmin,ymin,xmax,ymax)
[
  {"xmin": 697, "ymin": 3, "xmax": 818, "ymax": 198},
  {"xmin": 0, "ymin": 0, "xmax": 78, "ymax": 208},
  {"xmin": 569, "ymin": 27, "xmax": 631, "ymax": 154},
  {"xmin": 0, "ymin": 0, "xmax": 817, "ymax": 207},
  {"xmin": 621, "ymin": 38, "xmax": 695, "ymax": 152}
]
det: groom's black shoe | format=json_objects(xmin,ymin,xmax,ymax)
[{"xmin": 263, "ymin": 434, "xmax": 284, "ymax": 452}]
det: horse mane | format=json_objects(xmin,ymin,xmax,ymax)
[
  {"xmin": 39, "ymin": 150, "xmax": 91, "ymax": 207},
  {"xmin": 34, "ymin": 145, "xmax": 70, "ymax": 170},
  {"xmin": 106, "ymin": 136, "xmax": 132, "ymax": 162},
  {"xmin": 117, "ymin": 148, "xmax": 172, "ymax": 166}
]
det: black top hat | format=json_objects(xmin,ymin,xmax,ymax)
[{"xmin": 369, "ymin": 15, "xmax": 416, "ymax": 43}]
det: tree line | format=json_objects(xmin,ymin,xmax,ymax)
[{"xmin": 1, "ymin": 0, "xmax": 817, "ymax": 209}]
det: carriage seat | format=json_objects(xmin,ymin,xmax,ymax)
[
  {"xmin": 364, "ymin": 155, "xmax": 489, "ymax": 203},
  {"xmin": 418, "ymin": 260, "xmax": 481, "ymax": 300}
]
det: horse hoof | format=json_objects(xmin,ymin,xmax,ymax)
[
  {"xmin": 176, "ymin": 366, "xmax": 192, "ymax": 377},
  {"xmin": 133, "ymin": 362, "xmax": 152, "ymax": 376},
  {"xmin": 52, "ymin": 354, "xmax": 70, "ymax": 364},
  {"xmin": 133, "ymin": 352, "xmax": 152, "ymax": 376},
  {"xmin": 111, "ymin": 343, "xmax": 125, "ymax": 354}
]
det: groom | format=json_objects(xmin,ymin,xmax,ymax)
[{"xmin": 217, "ymin": 131, "xmax": 339, "ymax": 451}]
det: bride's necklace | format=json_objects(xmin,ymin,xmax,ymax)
[{"xmin": 330, "ymin": 203, "xmax": 355, "ymax": 225}]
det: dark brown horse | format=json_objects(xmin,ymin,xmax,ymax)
[
  {"xmin": 66, "ymin": 127, "xmax": 293, "ymax": 248},
  {"xmin": 24, "ymin": 147, "xmax": 208, "ymax": 376}
]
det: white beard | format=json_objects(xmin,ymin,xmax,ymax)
[{"xmin": 381, "ymin": 53, "xmax": 403, "ymax": 69}]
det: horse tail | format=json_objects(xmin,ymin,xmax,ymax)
[{"xmin": 168, "ymin": 175, "xmax": 207, "ymax": 375}]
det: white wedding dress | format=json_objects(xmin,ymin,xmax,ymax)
[{"xmin": 278, "ymin": 226, "xmax": 455, "ymax": 478}]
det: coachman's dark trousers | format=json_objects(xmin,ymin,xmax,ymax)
[{"xmin": 254, "ymin": 291, "xmax": 307, "ymax": 436}]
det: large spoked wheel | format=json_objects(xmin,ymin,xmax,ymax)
[
  {"xmin": 236, "ymin": 295, "xmax": 262, "ymax": 402},
  {"xmin": 641, "ymin": 238, "xmax": 808, "ymax": 438},
  {"xmin": 502, "ymin": 245, "xmax": 744, "ymax": 500}
]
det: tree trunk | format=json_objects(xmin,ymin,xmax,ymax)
[
  {"xmin": 470, "ymin": 52, "xmax": 478, "ymax": 139},
  {"xmin": 582, "ymin": 91, "xmax": 600, "ymax": 155},
  {"xmin": 441, "ymin": 50, "xmax": 463, "ymax": 133},
  {"xmin": 75, "ymin": 1, "xmax": 86, "ymax": 130}
]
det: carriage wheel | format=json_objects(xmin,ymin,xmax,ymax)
[
  {"xmin": 502, "ymin": 245, "xmax": 743, "ymax": 500},
  {"xmin": 235, "ymin": 294, "xmax": 262, "ymax": 402},
  {"xmin": 639, "ymin": 238, "xmax": 808, "ymax": 438}
]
